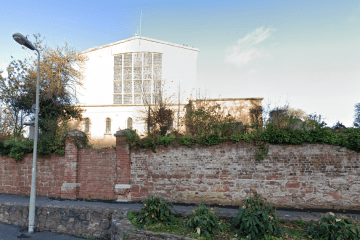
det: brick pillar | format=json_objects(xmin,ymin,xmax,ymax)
[
  {"xmin": 61, "ymin": 129, "xmax": 84, "ymax": 199},
  {"xmin": 114, "ymin": 129, "xmax": 132, "ymax": 202}
]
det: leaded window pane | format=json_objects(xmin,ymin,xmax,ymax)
[
  {"xmin": 154, "ymin": 94, "xmax": 161, "ymax": 104},
  {"xmin": 114, "ymin": 68, "xmax": 122, "ymax": 81},
  {"xmin": 144, "ymin": 53, "xmax": 152, "ymax": 67},
  {"xmin": 154, "ymin": 66, "xmax": 161, "ymax": 80},
  {"xmin": 134, "ymin": 67, "xmax": 142, "ymax": 80},
  {"xmin": 114, "ymin": 81, "xmax": 122, "ymax": 93},
  {"xmin": 124, "ymin": 54, "xmax": 132, "ymax": 67},
  {"xmin": 154, "ymin": 80, "xmax": 161, "ymax": 93},
  {"xmin": 153, "ymin": 53, "xmax": 162, "ymax": 66},
  {"xmin": 142, "ymin": 94, "xmax": 151, "ymax": 104},
  {"xmin": 114, "ymin": 55, "xmax": 122, "ymax": 67},
  {"xmin": 124, "ymin": 68, "xmax": 132, "ymax": 80},
  {"xmin": 134, "ymin": 80, "xmax": 142, "ymax": 94},
  {"xmin": 143, "ymin": 80, "xmax": 151, "ymax": 93},
  {"xmin": 143, "ymin": 67, "xmax": 152, "ymax": 80},
  {"xmin": 124, "ymin": 81, "xmax": 132, "ymax": 94},
  {"xmin": 114, "ymin": 95, "xmax": 122, "ymax": 104},
  {"xmin": 134, "ymin": 53, "xmax": 142, "ymax": 67},
  {"xmin": 134, "ymin": 94, "xmax": 141, "ymax": 104},
  {"xmin": 124, "ymin": 95, "xmax": 132, "ymax": 104}
]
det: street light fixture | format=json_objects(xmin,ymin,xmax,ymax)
[{"xmin": 12, "ymin": 33, "xmax": 40, "ymax": 234}]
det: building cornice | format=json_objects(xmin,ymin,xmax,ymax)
[
  {"xmin": 195, "ymin": 98, "xmax": 264, "ymax": 101},
  {"xmin": 79, "ymin": 36, "xmax": 199, "ymax": 55},
  {"xmin": 77, "ymin": 104, "xmax": 187, "ymax": 107}
]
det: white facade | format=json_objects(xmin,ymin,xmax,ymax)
[{"xmin": 77, "ymin": 36, "xmax": 199, "ymax": 139}]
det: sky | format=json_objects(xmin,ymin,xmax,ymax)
[{"xmin": 0, "ymin": 0, "xmax": 359, "ymax": 127}]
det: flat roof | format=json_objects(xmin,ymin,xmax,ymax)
[{"xmin": 80, "ymin": 36, "xmax": 200, "ymax": 54}]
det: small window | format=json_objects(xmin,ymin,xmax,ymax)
[
  {"xmin": 84, "ymin": 118, "xmax": 90, "ymax": 133},
  {"xmin": 127, "ymin": 117, "xmax": 133, "ymax": 130},
  {"xmin": 106, "ymin": 118, "xmax": 111, "ymax": 133}
]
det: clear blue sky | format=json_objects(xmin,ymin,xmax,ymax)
[{"xmin": 1, "ymin": 0, "xmax": 359, "ymax": 127}]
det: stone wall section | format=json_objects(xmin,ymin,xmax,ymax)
[
  {"xmin": 129, "ymin": 142, "xmax": 360, "ymax": 210},
  {"xmin": 111, "ymin": 211, "xmax": 197, "ymax": 240},
  {"xmin": 0, "ymin": 203, "xmax": 116, "ymax": 239}
]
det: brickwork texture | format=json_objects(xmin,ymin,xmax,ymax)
[
  {"xmin": 130, "ymin": 142, "xmax": 360, "ymax": 210},
  {"xmin": 0, "ymin": 130, "xmax": 359, "ymax": 210}
]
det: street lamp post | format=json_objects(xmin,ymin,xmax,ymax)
[{"xmin": 12, "ymin": 33, "xmax": 40, "ymax": 234}]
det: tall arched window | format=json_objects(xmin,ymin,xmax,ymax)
[
  {"xmin": 127, "ymin": 117, "xmax": 133, "ymax": 130},
  {"xmin": 106, "ymin": 118, "xmax": 111, "ymax": 133},
  {"xmin": 84, "ymin": 118, "xmax": 90, "ymax": 133}
]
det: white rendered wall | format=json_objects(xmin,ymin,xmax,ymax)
[
  {"xmin": 77, "ymin": 36, "xmax": 199, "ymax": 106},
  {"xmin": 76, "ymin": 36, "xmax": 198, "ymax": 139},
  {"xmin": 81, "ymin": 105, "xmax": 147, "ymax": 138}
]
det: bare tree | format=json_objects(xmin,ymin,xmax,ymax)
[
  {"xmin": 0, "ymin": 33, "xmax": 88, "ymax": 142},
  {"xmin": 354, "ymin": 103, "xmax": 360, "ymax": 127},
  {"xmin": 137, "ymin": 79, "xmax": 176, "ymax": 137}
]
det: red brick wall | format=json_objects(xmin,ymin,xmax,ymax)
[
  {"xmin": 129, "ymin": 141, "xmax": 360, "ymax": 210},
  {"xmin": 78, "ymin": 148, "xmax": 116, "ymax": 199},
  {"xmin": 0, "ymin": 153, "xmax": 65, "ymax": 197},
  {"xmin": 1, "ymin": 134, "xmax": 360, "ymax": 210},
  {"xmin": 0, "ymin": 138, "xmax": 120, "ymax": 200}
]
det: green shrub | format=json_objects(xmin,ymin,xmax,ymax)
[
  {"xmin": 2, "ymin": 139, "xmax": 33, "ymax": 162},
  {"xmin": 158, "ymin": 135, "xmax": 175, "ymax": 147},
  {"xmin": 186, "ymin": 202, "xmax": 227, "ymax": 238},
  {"xmin": 135, "ymin": 195, "xmax": 175, "ymax": 229},
  {"xmin": 138, "ymin": 136, "xmax": 156, "ymax": 152},
  {"xmin": 0, "ymin": 140, "xmax": 11, "ymax": 156},
  {"xmin": 302, "ymin": 212, "xmax": 360, "ymax": 240},
  {"xmin": 231, "ymin": 192, "xmax": 284, "ymax": 240},
  {"xmin": 123, "ymin": 129, "xmax": 140, "ymax": 148},
  {"xmin": 202, "ymin": 134, "xmax": 224, "ymax": 146},
  {"xmin": 178, "ymin": 135, "xmax": 198, "ymax": 147}
]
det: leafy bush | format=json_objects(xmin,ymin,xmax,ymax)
[
  {"xmin": 261, "ymin": 125, "xmax": 360, "ymax": 153},
  {"xmin": 184, "ymin": 100, "xmax": 237, "ymax": 138},
  {"xmin": 302, "ymin": 212, "xmax": 360, "ymax": 240},
  {"xmin": 120, "ymin": 101, "xmax": 360, "ymax": 160},
  {"xmin": 186, "ymin": 202, "xmax": 227, "ymax": 238},
  {"xmin": 202, "ymin": 134, "xmax": 225, "ymax": 146},
  {"xmin": 135, "ymin": 195, "xmax": 175, "ymax": 229},
  {"xmin": 123, "ymin": 129, "xmax": 140, "ymax": 148},
  {"xmin": 231, "ymin": 192, "xmax": 284, "ymax": 240},
  {"xmin": 0, "ymin": 140, "xmax": 10, "ymax": 156},
  {"xmin": 1, "ymin": 139, "xmax": 33, "ymax": 162},
  {"xmin": 178, "ymin": 135, "xmax": 198, "ymax": 147},
  {"xmin": 158, "ymin": 135, "xmax": 175, "ymax": 147}
]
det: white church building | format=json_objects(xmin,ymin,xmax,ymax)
[{"xmin": 76, "ymin": 36, "xmax": 199, "ymax": 139}]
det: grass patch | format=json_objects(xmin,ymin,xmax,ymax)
[{"xmin": 125, "ymin": 211, "xmax": 313, "ymax": 240}]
